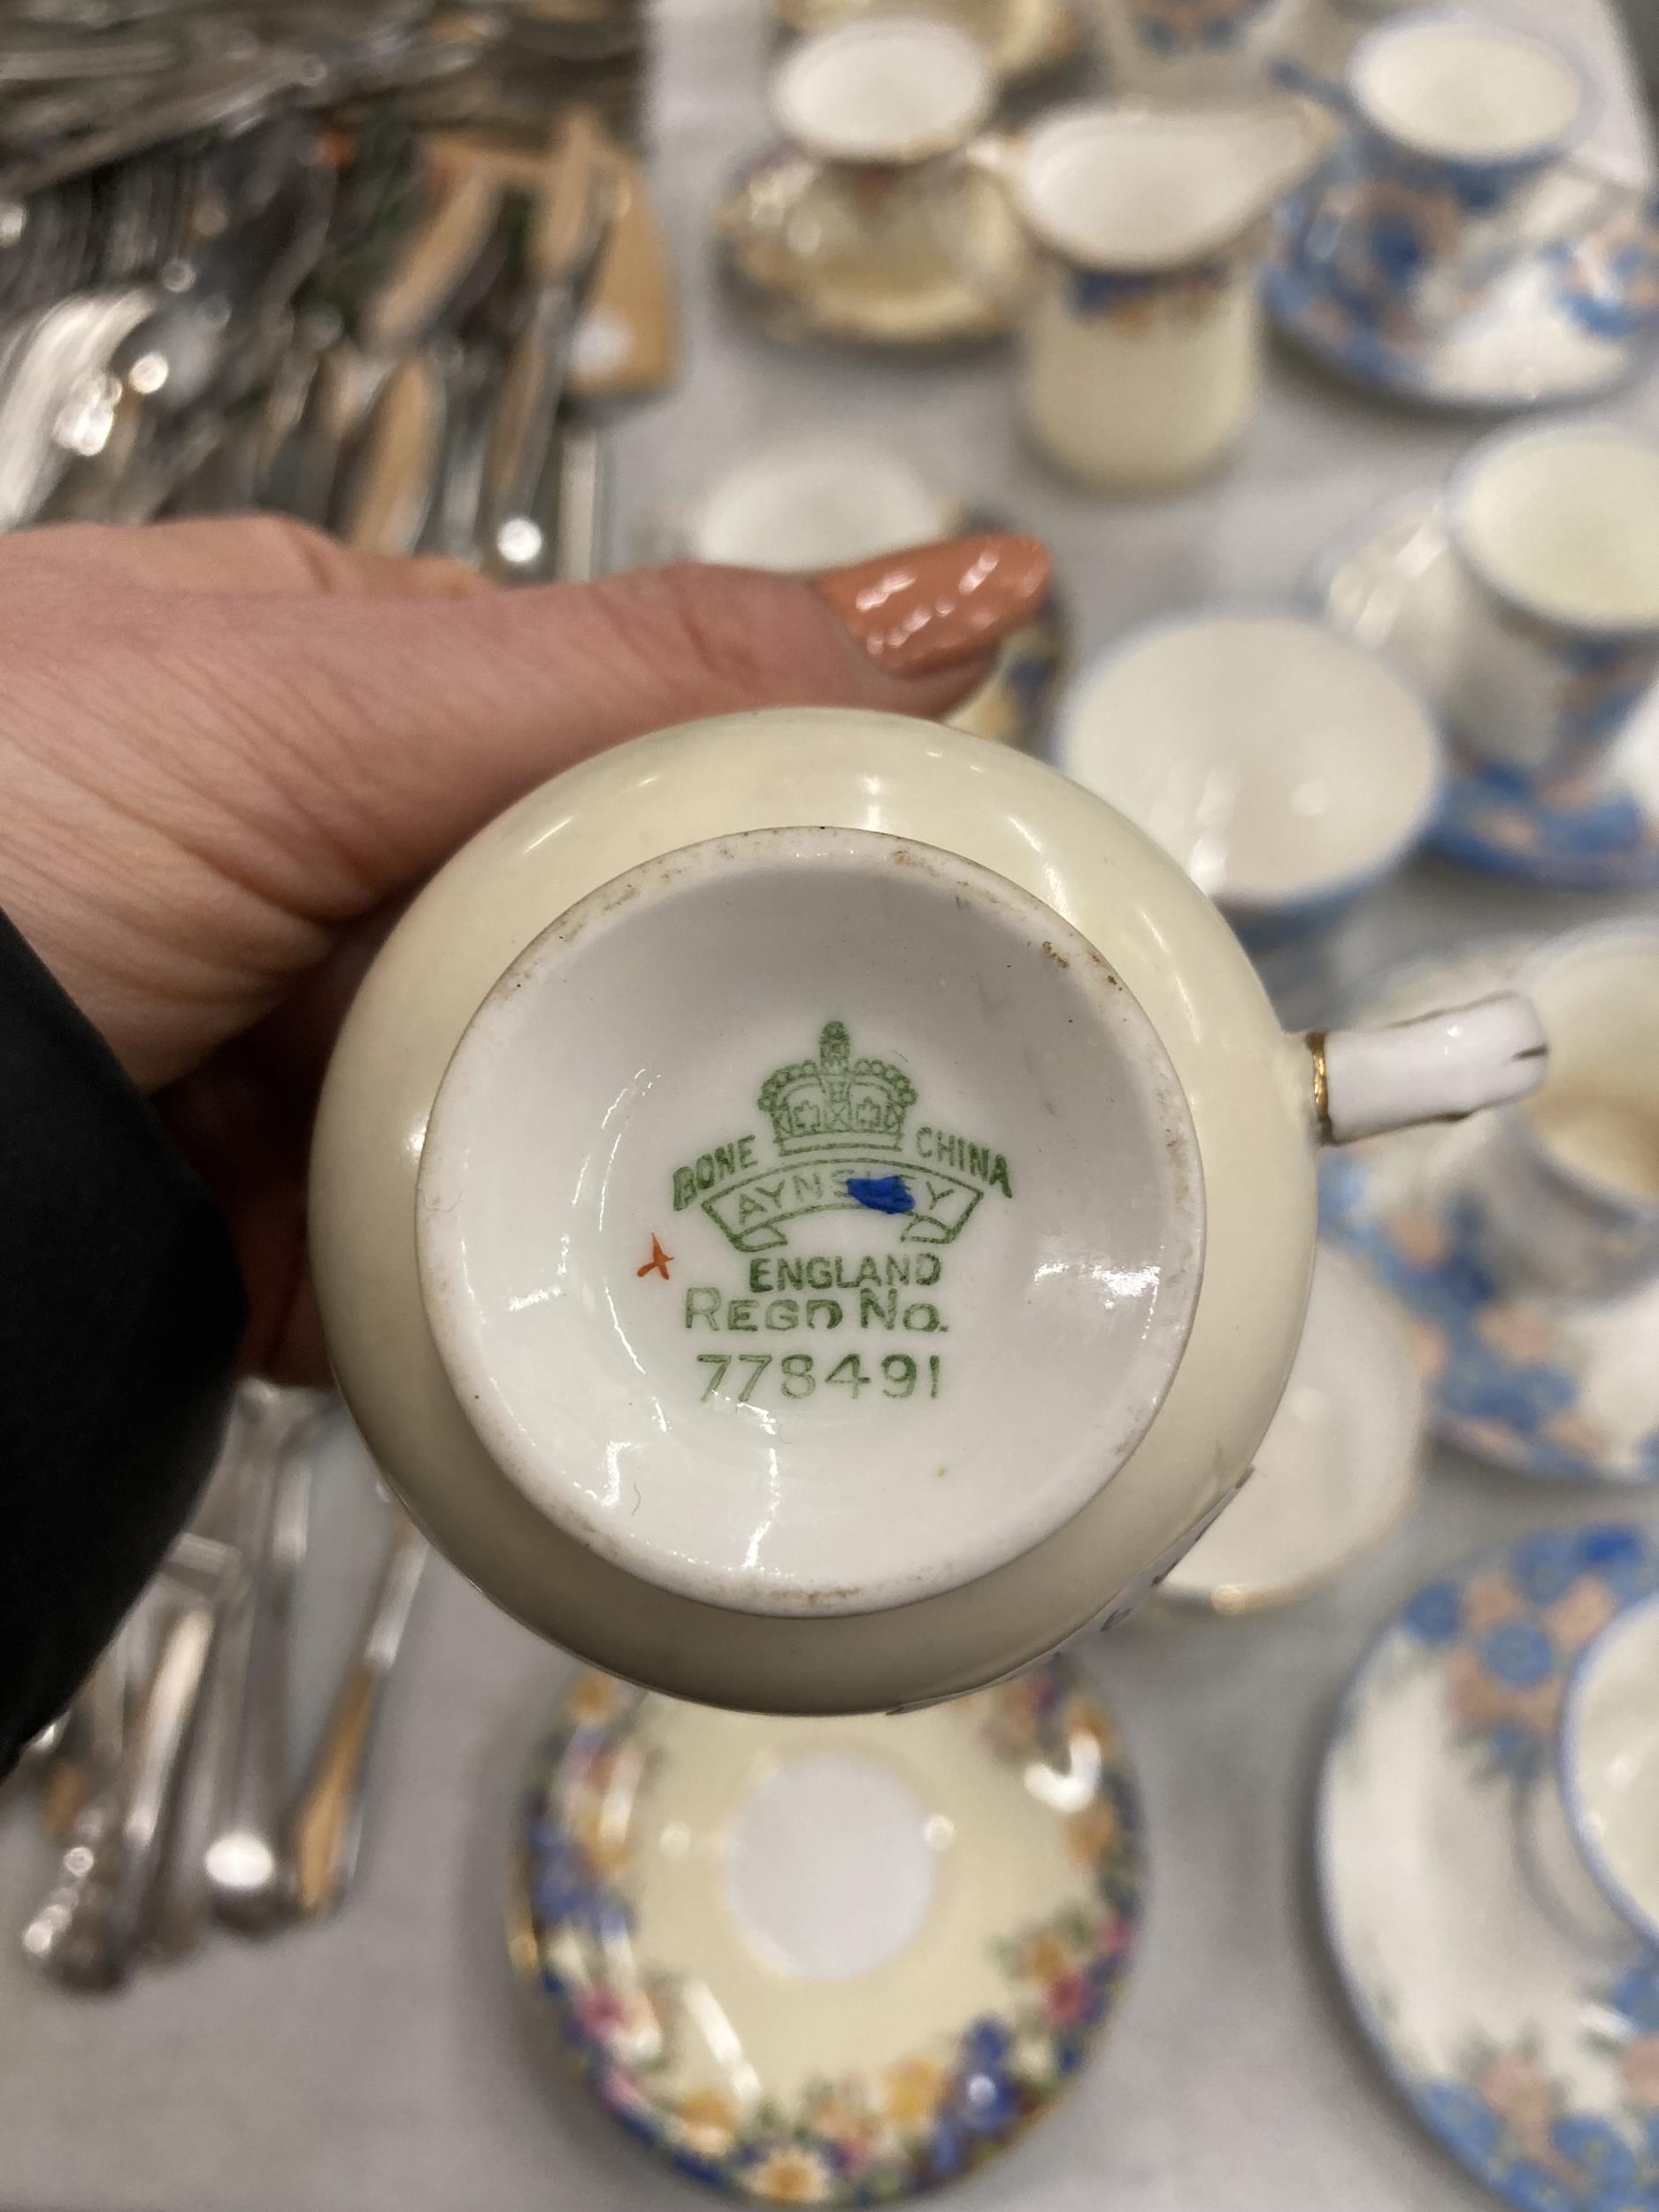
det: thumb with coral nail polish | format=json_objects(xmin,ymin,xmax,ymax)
[{"xmin": 814, "ymin": 532, "xmax": 1052, "ymax": 680}]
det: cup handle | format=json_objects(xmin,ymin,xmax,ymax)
[
  {"xmin": 930, "ymin": 132, "xmax": 1036, "ymax": 311},
  {"xmin": 1511, "ymin": 153, "xmax": 1651, "ymax": 256},
  {"xmin": 1308, "ymin": 991, "xmax": 1547, "ymax": 1146}
]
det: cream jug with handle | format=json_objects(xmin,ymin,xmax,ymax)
[
  {"xmin": 968, "ymin": 97, "xmax": 1335, "ymax": 488},
  {"xmin": 311, "ymin": 707, "xmax": 1544, "ymax": 1715}
]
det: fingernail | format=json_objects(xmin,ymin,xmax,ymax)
[{"xmin": 815, "ymin": 532, "xmax": 1052, "ymax": 679}]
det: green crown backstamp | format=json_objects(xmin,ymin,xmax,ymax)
[{"xmin": 671, "ymin": 1018, "xmax": 1014, "ymax": 1255}]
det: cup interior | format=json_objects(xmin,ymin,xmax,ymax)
[
  {"xmin": 772, "ymin": 17, "xmax": 993, "ymax": 165},
  {"xmin": 1055, "ymin": 613, "xmax": 1441, "ymax": 918},
  {"xmin": 690, "ymin": 437, "xmax": 957, "ymax": 572},
  {"xmin": 1451, "ymin": 428, "xmax": 1659, "ymax": 634},
  {"xmin": 1518, "ymin": 927, "xmax": 1659, "ymax": 1210},
  {"xmin": 1561, "ymin": 1592, "xmax": 1659, "ymax": 1945},
  {"xmin": 1351, "ymin": 15, "xmax": 1588, "ymax": 165},
  {"xmin": 414, "ymin": 826, "xmax": 1204, "ymax": 1620}
]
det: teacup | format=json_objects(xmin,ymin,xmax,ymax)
[
  {"xmin": 979, "ymin": 99, "xmax": 1332, "ymax": 489},
  {"xmin": 1055, "ymin": 611, "xmax": 1442, "ymax": 942},
  {"xmin": 1290, "ymin": 10, "xmax": 1605, "ymax": 349},
  {"xmin": 1560, "ymin": 1591, "xmax": 1659, "ymax": 1950},
  {"xmin": 1471, "ymin": 924, "xmax": 1659, "ymax": 1299},
  {"xmin": 1443, "ymin": 421, "xmax": 1659, "ymax": 787},
  {"xmin": 766, "ymin": 17, "xmax": 996, "ymax": 303},
  {"xmin": 1089, "ymin": 0, "xmax": 1301, "ymax": 96},
  {"xmin": 311, "ymin": 705, "xmax": 1545, "ymax": 1714}
]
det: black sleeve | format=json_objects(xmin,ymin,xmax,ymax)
[{"xmin": 0, "ymin": 908, "xmax": 247, "ymax": 1775}]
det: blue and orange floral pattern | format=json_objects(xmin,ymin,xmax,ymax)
[
  {"xmin": 511, "ymin": 1663, "xmax": 1142, "ymax": 2204},
  {"xmin": 1067, "ymin": 255, "xmax": 1235, "ymax": 328},
  {"xmin": 1321, "ymin": 1157, "xmax": 1659, "ymax": 1485},
  {"xmin": 1122, "ymin": 0, "xmax": 1275, "ymax": 54},
  {"xmin": 1267, "ymin": 178, "xmax": 1659, "ymax": 412},
  {"xmin": 1326, "ymin": 1530, "xmax": 1659, "ymax": 2212},
  {"xmin": 1549, "ymin": 193, "xmax": 1659, "ymax": 343},
  {"xmin": 1402, "ymin": 1525, "xmax": 1659, "ymax": 1785},
  {"xmin": 1427, "ymin": 755, "xmax": 1659, "ymax": 890}
]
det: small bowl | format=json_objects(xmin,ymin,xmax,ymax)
[
  {"xmin": 1559, "ymin": 1588, "xmax": 1659, "ymax": 1949},
  {"xmin": 686, "ymin": 434, "xmax": 963, "ymax": 572},
  {"xmin": 1053, "ymin": 611, "xmax": 1444, "ymax": 946}
]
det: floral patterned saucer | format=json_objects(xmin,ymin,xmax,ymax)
[
  {"xmin": 510, "ymin": 1661, "xmax": 1141, "ymax": 2202},
  {"xmin": 1318, "ymin": 1523, "xmax": 1659, "ymax": 2212},
  {"xmin": 1320, "ymin": 940, "xmax": 1659, "ymax": 1488},
  {"xmin": 1266, "ymin": 176, "xmax": 1659, "ymax": 414},
  {"xmin": 1315, "ymin": 495, "xmax": 1659, "ymax": 890},
  {"xmin": 712, "ymin": 146, "xmax": 1025, "ymax": 351}
]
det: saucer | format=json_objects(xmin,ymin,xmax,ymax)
[
  {"xmin": 713, "ymin": 146, "xmax": 1024, "ymax": 350},
  {"xmin": 772, "ymin": 0, "xmax": 1084, "ymax": 88},
  {"xmin": 1315, "ymin": 494, "xmax": 1659, "ymax": 889},
  {"xmin": 1319, "ymin": 939, "xmax": 1659, "ymax": 1486},
  {"xmin": 1267, "ymin": 174, "xmax": 1659, "ymax": 413},
  {"xmin": 1318, "ymin": 1525, "xmax": 1659, "ymax": 2212},
  {"xmin": 511, "ymin": 1659, "xmax": 1141, "ymax": 2200},
  {"xmin": 1160, "ymin": 1244, "xmax": 1424, "ymax": 1613}
]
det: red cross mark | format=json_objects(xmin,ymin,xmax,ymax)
[{"xmin": 636, "ymin": 1234, "xmax": 673, "ymax": 1281}]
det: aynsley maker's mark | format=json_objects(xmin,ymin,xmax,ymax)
[{"xmin": 669, "ymin": 1021, "xmax": 1014, "ymax": 1255}]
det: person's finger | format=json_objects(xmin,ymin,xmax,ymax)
[
  {"xmin": 0, "ymin": 527, "xmax": 1050, "ymax": 1087},
  {"xmin": 199, "ymin": 531, "xmax": 1054, "ymax": 906},
  {"xmin": 10, "ymin": 514, "xmax": 488, "ymax": 599}
]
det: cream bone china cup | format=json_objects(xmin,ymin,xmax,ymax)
[
  {"xmin": 957, "ymin": 98, "xmax": 1336, "ymax": 489},
  {"xmin": 764, "ymin": 17, "xmax": 997, "ymax": 281},
  {"xmin": 310, "ymin": 708, "xmax": 1546, "ymax": 1716}
]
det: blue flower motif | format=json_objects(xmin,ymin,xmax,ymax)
[
  {"xmin": 1481, "ymin": 1619, "xmax": 1555, "ymax": 1688},
  {"xmin": 1609, "ymin": 1960, "xmax": 1659, "ymax": 2034},
  {"xmin": 1552, "ymin": 2115, "xmax": 1640, "ymax": 2194},
  {"xmin": 1407, "ymin": 1579, "xmax": 1463, "ymax": 1644},
  {"xmin": 962, "ymin": 2017, "xmax": 1011, "ymax": 2069},
  {"xmin": 1487, "ymin": 1720, "xmax": 1544, "ymax": 1784},
  {"xmin": 956, "ymin": 2067, "xmax": 1018, "ymax": 2134},
  {"xmin": 1514, "ymin": 1531, "xmax": 1583, "ymax": 1603},
  {"xmin": 1504, "ymin": 2159, "xmax": 1581, "ymax": 2211},
  {"xmin": 1419, "ymin": 2081, "xmax": 1502, "ymax": 2168},
  {"xmin": 1368, "ymin": 211, "xmax": 1429, "ymax": 288},
  {"xmin": 926, "ymin": 2116, "xmax": 969, "ymax": 2181},
  {"xmin": 1580, "ymin": 1526, "xmax": 1658, "ymax": 1600}
]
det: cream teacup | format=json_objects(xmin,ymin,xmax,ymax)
[
  {"xmin": 1285, "ymin": 11, "xmax": 1606, "ymax": 352},
  {"xmin": 984, "ymin": 99, "xmax": 1333, "ymax": 489},
  {"xmin": 1443, "ymin": 422, "xmax": 1659, "ymax": 787},
  {"xmin": 767, "ymin": 17, "xmax": 996, "ymax": 303},
  {"xmin": 1471, "ymin": 924, "xmax": 1659, "ymax": 1299},
  {"xmin": 1560, "ymin": 1592, "xmax": 1659, "ymax": 1950}
]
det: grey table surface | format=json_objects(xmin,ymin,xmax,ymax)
[{"xmin": 4, "ymin": 4, "xmax": 1659, "ymax": 2206}]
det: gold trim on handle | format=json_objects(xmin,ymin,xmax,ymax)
[{"xmin": 1305, "ymin": 1029, "xmax": 1332, "ymax": 1142}]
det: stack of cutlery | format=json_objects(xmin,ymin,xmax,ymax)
[
  {"xmin": 19, "ymin": 1384, "xmax": 432, "ymax": 1990},
  {"xmin": 0, "ymin": 0, "xmax": 675, "ymax": 577}
]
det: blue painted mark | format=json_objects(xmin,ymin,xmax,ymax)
[{"xmin": 846, "ymin": 1174, "xmax": 914, "ymax": 1216}]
